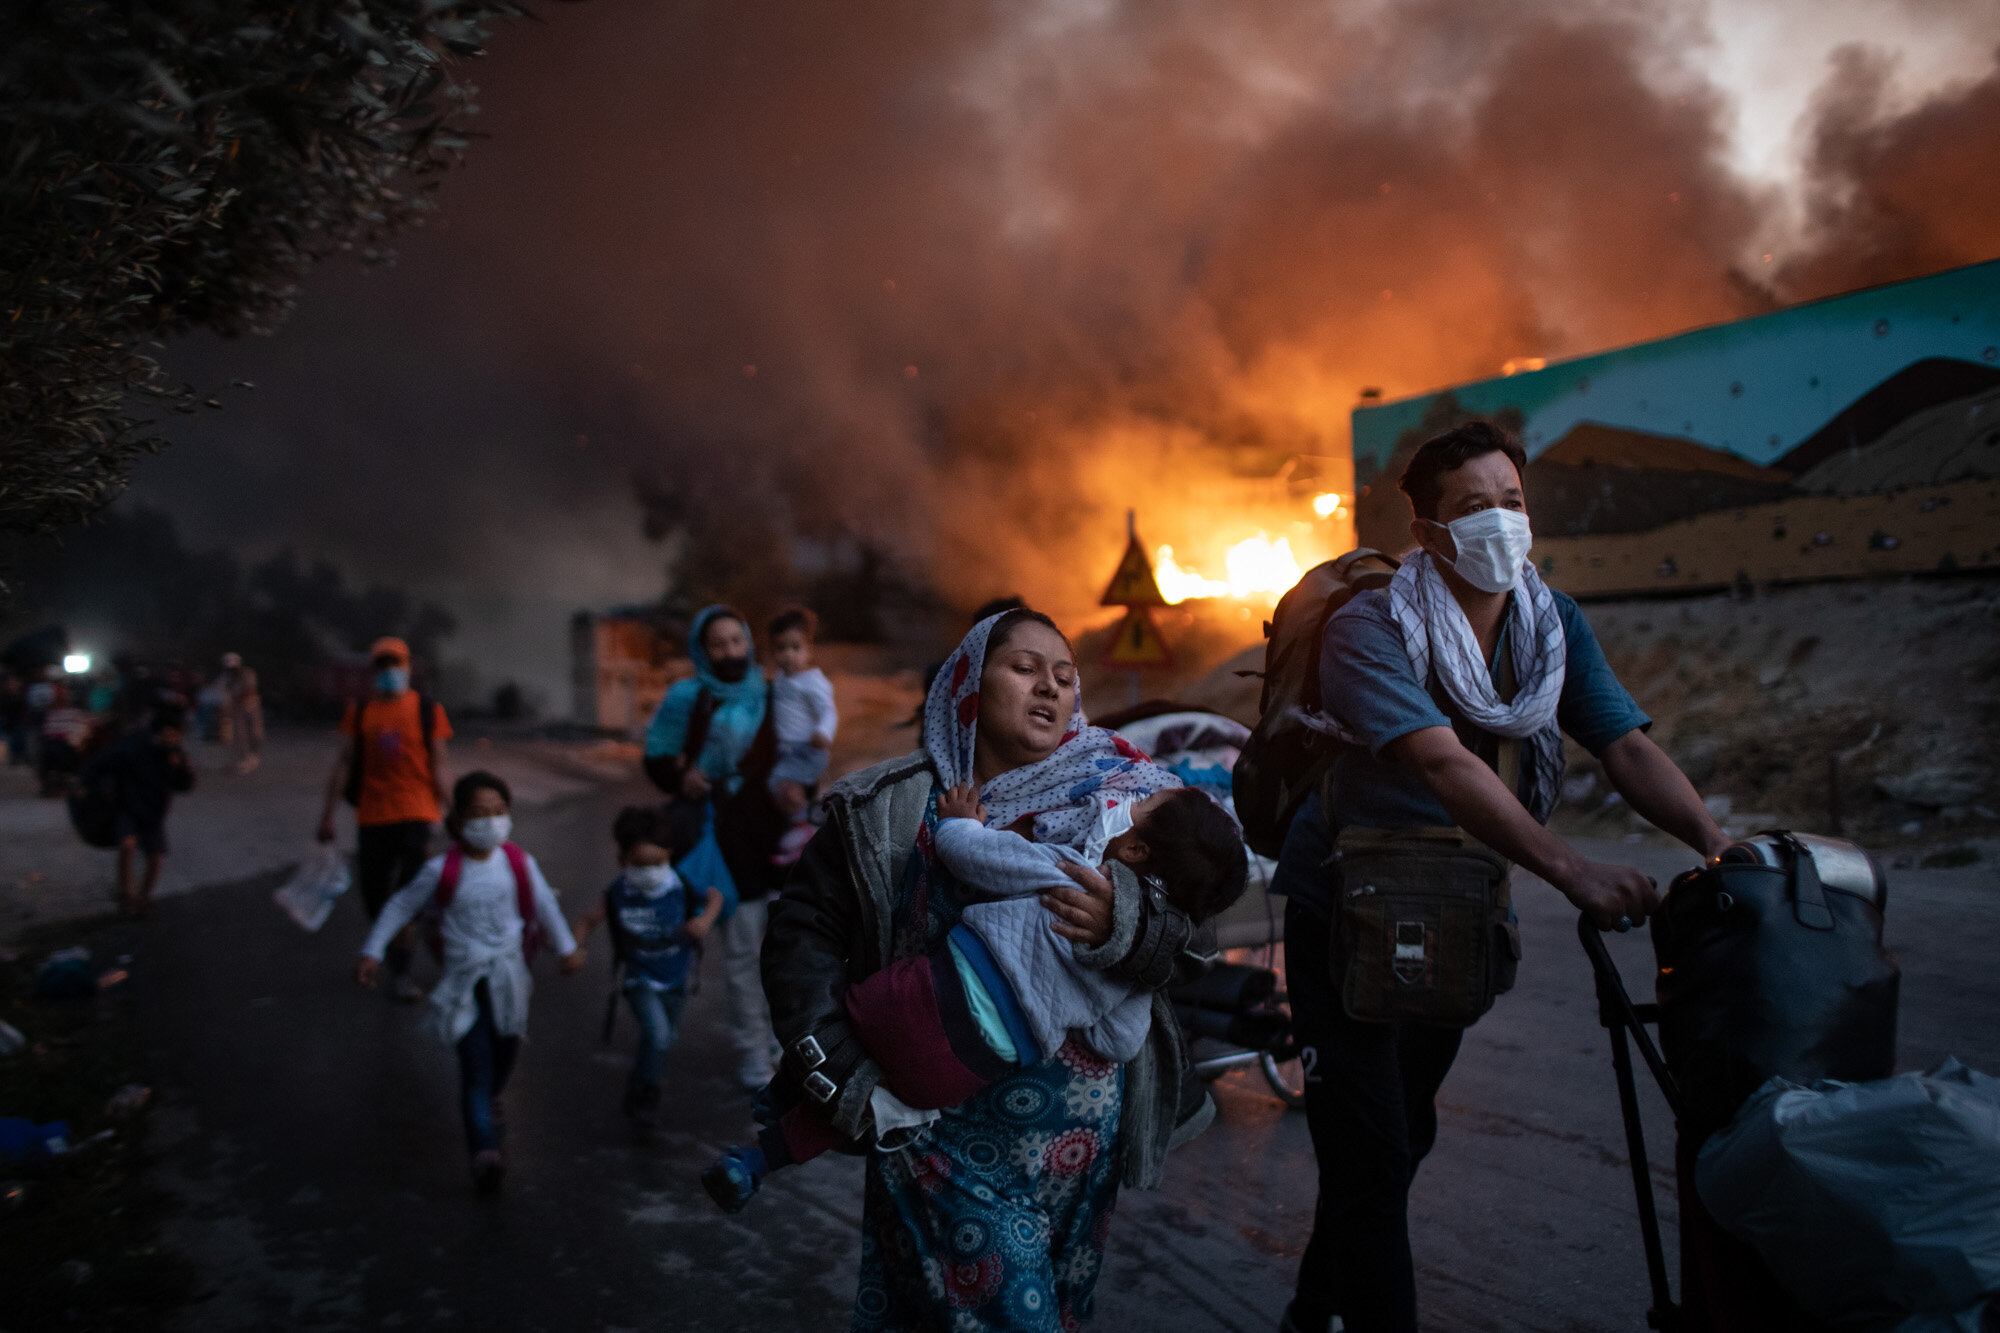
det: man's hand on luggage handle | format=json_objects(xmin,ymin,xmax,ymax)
[
  {"xmin": 1555, "ymin": 859, "xmax": 1661, "ymax": 933},
  {"xmin": 354, "ymin": 955, "xmax": 379, "ymax": 987}
]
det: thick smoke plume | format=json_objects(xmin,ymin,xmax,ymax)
[{"xmin": 156, "ymin": 0, "xmax": 2000, "ymax": 642}]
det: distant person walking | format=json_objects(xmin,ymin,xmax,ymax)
[
  {"xmin": 37, "ymin": 683, "xmax": 90, "ymax": 798},
  {"xmin": 23, "ymin": 667, "xmax": 58, "ymax": 771},
  {"xmin": 319, "ymin": 637, "xmax": 452, "ymax": 1002},
  {"xmin": 89, "ymin": 704, "xmax": 196, "ymax": 917},
  {"xmin": 219, "ymin": 653, "xmax": 264, "ymax": 774},
  {"xmin": 2, "ymin": 672, "xmax": 28, "ymax": 766},
  {"xmin": 642, "ymin": 605, "xmax": 790, "ymax": 1090}
]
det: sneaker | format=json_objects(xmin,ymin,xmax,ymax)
[
  {"xmin": 471, "ymin": 1149, "xmax": 505, "ymax": 1194},
  {"xmin": 392, "ymin": 974, "xmax": 427, "ymax": 1004},
  {"xmin": 700, "ymin": 1147, "xmax": 763, "ymax": 1214}
]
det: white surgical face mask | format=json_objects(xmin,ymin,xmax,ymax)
[
  {"xmin": 625, "ymin": 863, "xmax": 675, "ymax": 896},
  {"xmin": 1430, "ymin": 508, "xmax": 1533, "ymax": 594},
  {"xmin": 459, "ymin": 814, "xmax": 511, "ymax": 852}
]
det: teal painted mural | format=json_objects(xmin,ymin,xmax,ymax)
[{"xmin": 1350, "ymin": 258, "xmax": 2000, "ymax": 472}]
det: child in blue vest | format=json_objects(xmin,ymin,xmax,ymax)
[
  {"xmin": 572, "ymin": 805, "xmax": 724, "ymax": 1123},
  {"xmin": 356, "ymin": 770, "xmax": 584, "ymax": 1192}
]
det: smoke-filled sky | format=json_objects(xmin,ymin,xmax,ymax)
[{"xmin": 137, "ymin": 0, "xmax": 2000, "ymax": 701}]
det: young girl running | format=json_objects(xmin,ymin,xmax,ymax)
[{"xmin": 356, "ymin": 770, "xmax": 583, "ymax": 1192}]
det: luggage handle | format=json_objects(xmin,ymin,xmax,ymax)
[
  {"xmin": 1578, "ymin": 916, "xmax": 1683, "ymax": 1331},
  {"xmin": 1773, "ymin": 830, "xmax": 1836, "ymax": 931},
  {"xmin": 1577, "ymin": 919, "xmax": 1683, "ymax": 1118}
]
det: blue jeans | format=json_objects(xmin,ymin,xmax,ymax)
[
  {"xmin": 625, "ymin": 985, "xmax": 688, "ymax": 1097},
  {"xmin": 455, "ymin": 980, "xmax": 520, "ymax": 1156}
]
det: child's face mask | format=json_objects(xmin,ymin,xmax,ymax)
[
  {"xmin": 626, "ymin": 863, "xmax": 675, "ymax": 895},
  {"xmin": 460, "ymin": 814, "xmax": 511, "ymax": 852},
  {"xmin": 376, "ymin": 666, "xmax": 410, "ymax": 694}
]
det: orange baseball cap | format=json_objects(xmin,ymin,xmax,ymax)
[{"xmin": 369, "ymin": 636, "xmax": 411, "ymax": 665}]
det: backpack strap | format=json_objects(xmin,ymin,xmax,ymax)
[
  {"xmin": 604, "ymin": 881, "xmax": 630, "ymax": 965},
  {"xmin": 417, "ymin": 692, "xmax": 438, "ymax": 782},
  {"xmin": 735, "ymin": 681, "xmax": 779, "ymax": 784},
  {"xmin": 435, "ymin": 844, "xmax": 464, "ymax": 908},
  {"xmin": 504, "ymin": 843, "xmax": 544, "ymax": 961},
  {"xmin": 425, "ymin": 845, "xmax": 465, "ymax": 962},
  {"xmin": 344, "ymin": 698, "xmax": 369, "ymax": 807},
  {"xmin": 682, "ymin": 687, "xmax": 719, "ymax": 764}
]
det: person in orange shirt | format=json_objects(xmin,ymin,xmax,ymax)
[{"xmin": 317, "ymin": 637, "xmax": 452, "ymax": 1002}]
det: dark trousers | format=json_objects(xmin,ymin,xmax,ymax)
[
  {"xmin": 1286, "ymin": 899, "xmax": 1465, "ymax": 1333},
  {"xmin": 357, "ymin": 820, "xmax": 432, "ymax": 976},
  {"xmin": 456, "ymin": 980, "xmax": 519, "ymax": 1156}
]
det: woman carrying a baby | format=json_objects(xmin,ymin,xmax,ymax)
[{"xmin": 761, "ymin": 608, "xmax": 1246, "ymax": 1331}]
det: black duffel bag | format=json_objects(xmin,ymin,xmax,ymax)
[{"xmin": 1653, "ymin": 830, "xmax": 1900, "ymax": 1140}]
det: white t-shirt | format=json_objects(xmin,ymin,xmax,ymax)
[{"xmin": 771, "ymin": 667, "xmax": 837, "ymax": 746}]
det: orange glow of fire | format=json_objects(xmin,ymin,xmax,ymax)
[
  {"xmin": 1155, "ymin": 534, "xmax": 1304, "ymax": 605},
  {"xmin": 1311, "ymin": 491, "xmax": 1342, "ymax": 518}
]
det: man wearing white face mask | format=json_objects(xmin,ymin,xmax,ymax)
[{"xmin": 1272, "ymin": 421, "xmax": 1732, "ymax": 1333}]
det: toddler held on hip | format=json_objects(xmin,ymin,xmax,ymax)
[
  {"xmin": 766, "ymin": 606, "xmax": 837, "ymax": 865},
  {"xmin": 701, "ymin": 777, "xmax": 1246, "ymax": 1212}
]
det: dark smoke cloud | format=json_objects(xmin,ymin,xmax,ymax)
[
  {"xmin": 135, "ymin": 0, "xmax": 2000, "ymax": 681},
  {"xmin": 1779, "ymin": 41, "xmax": 2000, "ymax": 298}
]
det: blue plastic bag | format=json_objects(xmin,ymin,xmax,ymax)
[
  {"xmin": 675, "ymin": 805, "xmax": 738, "ymax": 921},
  {"xmin": 1697, "ymin": 1059, "xmax": 2000, "ymax": 1332},
  {"xmin": 0, "ymin": 1118, "xmax": 69, "ymax": 1158}
]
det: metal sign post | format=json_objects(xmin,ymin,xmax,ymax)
[{"xmin": 1099, "ymin": 511, "xmax": 1175, "ymax": 704}]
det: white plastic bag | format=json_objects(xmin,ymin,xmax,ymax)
[{"xmin": 273, "ymin": 845, "xmax": 352, "ymax": 932}]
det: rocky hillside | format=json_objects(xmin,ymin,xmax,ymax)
[{"xmin": 1556, "ymin": 577, "xmax": 1999, "ymax": 856}]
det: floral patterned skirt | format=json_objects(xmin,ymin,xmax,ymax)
[{"xmin": 853, "ymin": 1040, "xmax": 1124, "ymax": 1332}]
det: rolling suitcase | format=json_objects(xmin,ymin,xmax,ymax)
[{"xmin": 1578, "ymin": 830, "xmax": 1898, "ymax": 1332}]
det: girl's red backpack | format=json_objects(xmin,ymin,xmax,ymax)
[{"xmin": 421, "ymin": 843, "xmax": 545, "ymax": 963}]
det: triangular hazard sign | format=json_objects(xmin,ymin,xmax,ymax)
[
  {"xmin": 1100, "ymin": 525, "xmax": 1167, "ymax": 607},
  {"xmin": 1102, "ymin": 608, "xmax": 1175, "ymax": 669}
]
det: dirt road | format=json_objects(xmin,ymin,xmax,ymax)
[{"xmin": 121, "ymin": 776, "xmax": 2000, "ymax": 1331}]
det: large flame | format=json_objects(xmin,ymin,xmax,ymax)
[{"xmin": 1155, "ymin": 533, "xmax": 1304, "ymax": 605}]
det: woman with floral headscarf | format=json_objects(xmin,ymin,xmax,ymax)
[{"xmin": 762, "ymin": 609, "xmax": 1210, "ymax": 1331}]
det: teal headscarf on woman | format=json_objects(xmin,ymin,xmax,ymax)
[{"xmin": 643, "ymin": 605, "xmax": 768, "ymax": 796}]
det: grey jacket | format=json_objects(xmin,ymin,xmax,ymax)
[{"xmin": 760, "ymin": 749, "xmax": 1210, "ymax": 1190}]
